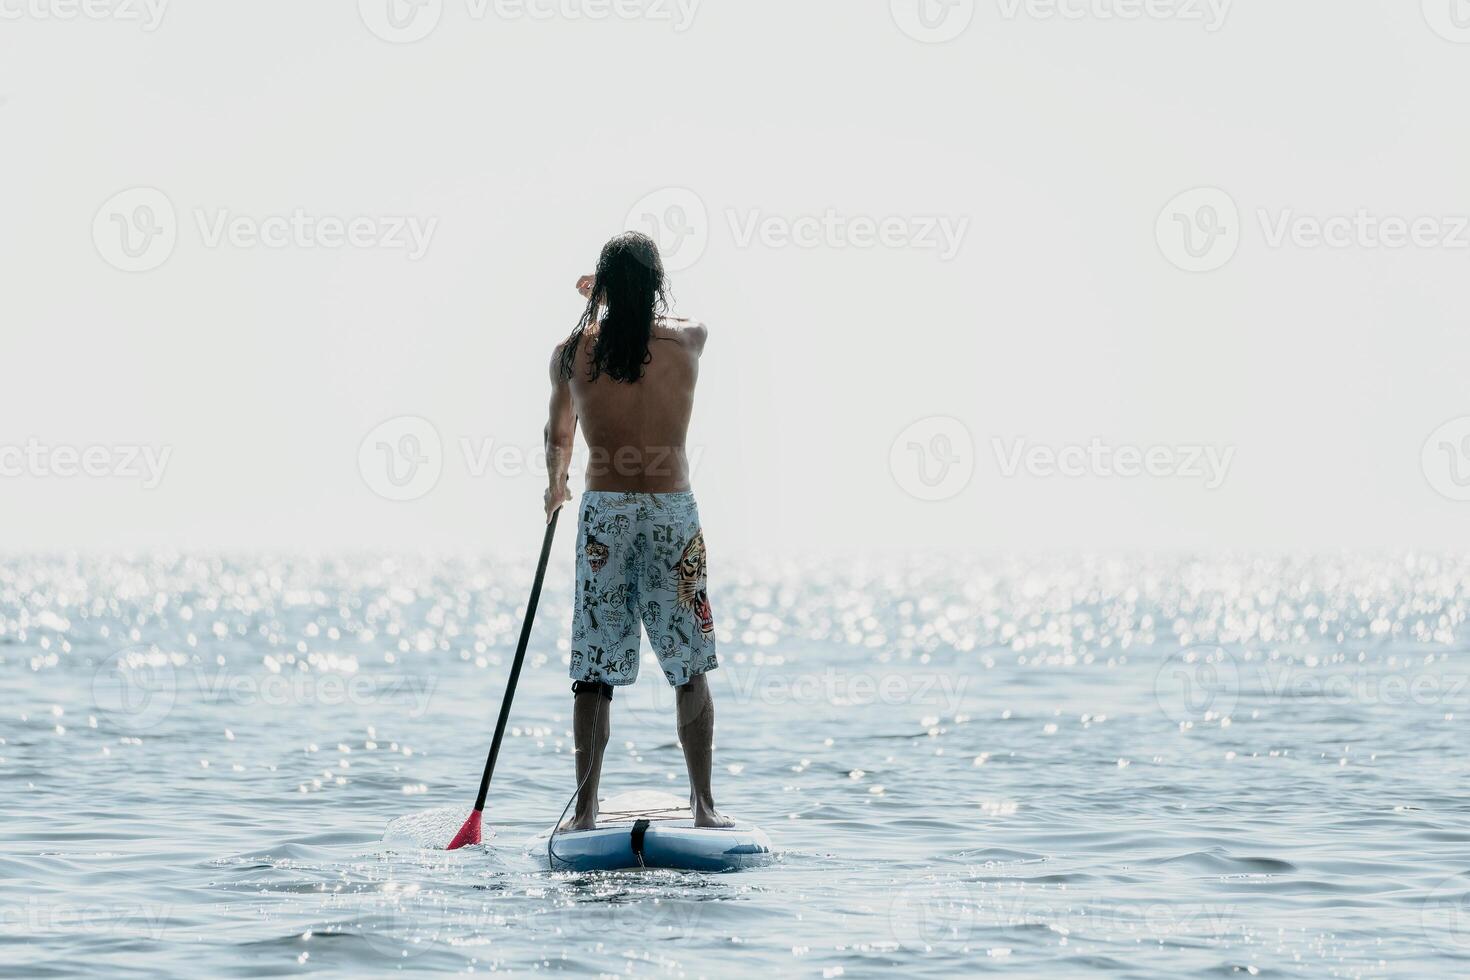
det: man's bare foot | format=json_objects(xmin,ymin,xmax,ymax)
[
  {"xmin": 691, "ymin": 796, "xmax": 735, "ymax": 829},
  {"xmin": 558, "ymin": 811, "xmax": 597, "ymax": 832}
]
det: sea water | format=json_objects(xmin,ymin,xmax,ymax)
[{"xmin": 3, "ymin": 552, "xmax": 1469, "ymax": 977}]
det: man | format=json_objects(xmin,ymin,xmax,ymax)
[{"xmin": 543, "ymin": 231, "xmax": 732, "ymax": 831}]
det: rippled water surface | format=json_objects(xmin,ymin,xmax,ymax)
[{"xmin": 5, "ymin": 552, "xmax": 1470, "ymax": 978}]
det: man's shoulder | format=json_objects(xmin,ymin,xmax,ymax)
[
  {"xmin": 549, "ymin": 337, "xmax": 575, "ymax": 379},
  {"xmin": 657, "ymin": 317, "xmax": 709, "ymax": 353}
]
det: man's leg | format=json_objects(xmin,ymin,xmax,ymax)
[
  {"xmin": 563, "ymin": 684, "xmax": 610, "ymax": 831},
  {"xmin": 675, "ymin": 673, "xmax": 734, "ymax": 828}
]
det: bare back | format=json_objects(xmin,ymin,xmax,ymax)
[{"xmin": 564, "ymin": 318, "xmax": 708, "ymax": 493}]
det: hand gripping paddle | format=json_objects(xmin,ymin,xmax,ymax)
[{"xmin": 446, "ymin": 509, "xmax": 560, "ymax": 849}]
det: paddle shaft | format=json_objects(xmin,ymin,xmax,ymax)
[{"xmin": 472, "ymin": 508, "xmax": 559, "ymax": 812}]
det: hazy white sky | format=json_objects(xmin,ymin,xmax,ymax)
[{"xmin": 3, "ymin": 0, "xmax": 1469, "ymax": 557}]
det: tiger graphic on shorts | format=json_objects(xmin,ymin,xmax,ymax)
[
  {"xmin": 584, "ymin": 534, "xmax": 609, "ymax": 574},
  {"xmin": 675, "ymin": 530, "xmax": 715, "ymax": 635}
]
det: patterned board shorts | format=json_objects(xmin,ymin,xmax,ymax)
[{"xmin": 569, "ymin": 490, "xmax": 718, "ymax": 688}]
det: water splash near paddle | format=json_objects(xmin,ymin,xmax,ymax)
[{"xmin": 382, "ymin": 806, "xmax": 490, "ymax": 850}]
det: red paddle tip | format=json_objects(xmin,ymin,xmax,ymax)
[{"xmin": 445, "ymin": 810, "xmax": 482, "ymax": 850}]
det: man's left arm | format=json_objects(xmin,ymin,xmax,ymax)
[{"xmin": 544, "ymin": 346, "xmax": 577, "ymax": 523}]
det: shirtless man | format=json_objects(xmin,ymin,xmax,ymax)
[{"xmin": 543, "ymin": 231, "xmax": 732, "ymax": 831}]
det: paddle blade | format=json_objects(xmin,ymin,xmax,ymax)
[{"xmin": 445, "ymin": 810, "xmax": 482, "ymax": 850}]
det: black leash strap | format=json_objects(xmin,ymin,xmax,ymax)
[{"xmin": 630, "ymin": 819, "xmax": 651, "ymax": 868}]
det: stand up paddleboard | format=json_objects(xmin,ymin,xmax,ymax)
[{"xmin": 527, "ymin": 790, "xmax": 773, "ymax": 872}]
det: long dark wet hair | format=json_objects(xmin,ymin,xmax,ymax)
[{"xmin": 558, "ymin": 232, "xmax": 670, "ymax": 383}]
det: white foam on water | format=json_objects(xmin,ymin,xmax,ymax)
[{"xmin": 382, "ymin": 806, "xmax": 489, "ymax": 850}]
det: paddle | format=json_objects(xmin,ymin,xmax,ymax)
[{"xmin": 446, "ymin": 508, "xmax": 560, "ymax": 849}]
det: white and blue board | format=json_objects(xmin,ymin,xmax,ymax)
[{"xmin": 527, "ymin": 790, "xmax": 773, "ymax": 872}]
